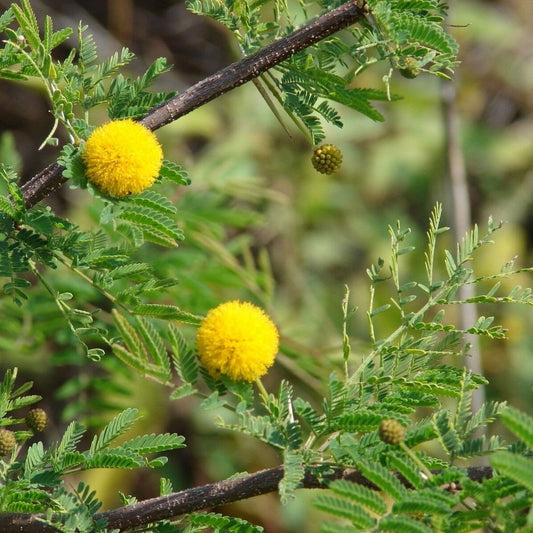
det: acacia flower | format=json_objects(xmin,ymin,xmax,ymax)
[
  {"xmin": 82, "ymin": 119, "xmax": 163, "ymax": 197},
  {"xmin": 196, "ymin": 301, "xmax": 279, "ymax": 382}
]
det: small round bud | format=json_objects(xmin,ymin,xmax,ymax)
[
  {"xmin": 399, "ymin": 58, "xmax": 421, "ymax": 79},
  {"xmin": 311, "ymin": 144, "xmax": 343, "ymax": 175},
  {"xmin": 26, "ymin": 408, "xmax": 48, "ymax": 433},
  {"xmin": 0, "ymin": 429, "xmax": 17, "ymax": 456},
  {"xmin": 379, "ymin": 419, "xmax": 405, "ymax": 445}
]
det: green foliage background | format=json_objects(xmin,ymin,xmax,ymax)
[{"xmin": 0, "ymin": 0, "xmax": 531, "ymax": 531}]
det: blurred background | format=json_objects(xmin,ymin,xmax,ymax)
[{"xmin": 0, "ymin": 1, "xmax": 532, "ymax": 531}]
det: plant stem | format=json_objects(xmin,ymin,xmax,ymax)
[
  {"xmin": 400, "ymin": 441, "xmax": 434, "ymax": 481},
  {"xmin": 255, "ymin": 378, "xmax": 270, "ymax": 403},
  {"xmin": 441, "ymin": 3, "xmax": 485, "ymax": 418},
  {"xmin": 54, "ymin": 252, "xmax": 131, "ymax": 314},
  {"xmin": 29, "ymin": 261, "xmax": 75, "ymax": 336},
  {"xmin": 21, "ymin": 1, "xmax": 367, "ymax": 208}
]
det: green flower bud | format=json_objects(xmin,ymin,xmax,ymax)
[
  {"xmin": 379, "ymin": 419, "xmax": 405, "ymax": 445},
  {"xmin": 26, "ymin": 408, "xmax": 48, "ymax": 433},
  {"xmin": 399, "ymin": 58, "xmax": 421, "ymax": 79},
  {"xmin": 312, "ymin": 144, "xmax": 343, "ymax": 175},
  {"xmin": 0, "ymin": 429, "xmax": 17, "ymax": 456}
]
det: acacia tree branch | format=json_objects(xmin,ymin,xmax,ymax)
[
  {"xmin": 20, "ymin": 0, "xmax": 368, "ymax": 208},
  {"xmin": 0, "ymin": 464, "xmax": 493, "ymax": 532}
]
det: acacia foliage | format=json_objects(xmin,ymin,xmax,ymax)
[{"xmin": 0, "ymin": 1, "xmax": 532, "ymax": 532}]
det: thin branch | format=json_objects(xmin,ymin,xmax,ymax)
[
  {"xmin": 20, "ymin": 0, "xmax": 368, "ymax": 208},
  {"xmin": 0, "ymin": 464, "xmax": 493, "ymax": 532},
  {"xmin": 441, "ymin": 2, "xmax": 484, "ymax": 419}
]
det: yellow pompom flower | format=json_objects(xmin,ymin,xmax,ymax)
[
  {"xmin": 196, "ymin": 301, "xmax": 279, "ymax": 382},
  {"xmin": 82, "ymin": 119, "xmax": 163, "ymax": 197}
]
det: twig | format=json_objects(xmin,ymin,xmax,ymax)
[
  {"xmin": 441, "ymin": 64, "xmax": 485, "ymax": 416},
  {"xmin": 20, "ymin": 1, "xmax": 367, "ymax": 208},
  {"xmin": 0, "ymin": 464, "xmax": 493, "ymax": 532}
]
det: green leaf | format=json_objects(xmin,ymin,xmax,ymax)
[
  {"xmin": 465, "ymin": 401, "xmax": 506, "ymax": 438},
  {"xmin": 334, "ymin": 410, "xmax": 390, "ymax": 432},
  {"xmin": 159, "ymin": 159, "xmax": 190, "ymax": 186},
  {"xmin": 454, "ymin": 368, "xmax": 474, "ymax": 436},
  {"xmin": 88, "ymin": 408, "xmax": 140, "ymax": 455},
  {"xmin": 4, "ymin": 488, "xmax": 51, "ymax": 513},
  {"xmin": 160, "ymin": 477, "xmax": 173, "ymax": 496},
  {"xmin": 84, "ymin": 449, "xmax": 144, "ymax": 469},
  {"xmin": 11, "ymin": 0, "xmax": 40, "ymax": 50},
  {"xmin": 390, "ymin": 12, "xmax": 458, "ymax": 56},
  {"xmin": 52, "ymin": 421, "xmax": 86, "ymax": 469},
  {"xmin": 392, "ymin": 492, "xmax": 452, "ymax": 516},
  {"xmin": 387, "ymin": 453, "xmax": 424, "ymax": 490},
  {"xmin": 0, "ymin": 195, "xmax": 19, "ymax": 220},
  {"xmin": 328, "ymin": 479, "xmax": 387, "ymax": 515},
  {"xmin": 168, "ymin": 324, "xmax": 199, "ymax": 385},
  {"xmin": 378, "ymin": 514, "xmax": 433, "ymax": 533},
  {"xmin": 500, "ymin": 406, "xmax": 533, "ymax": 449},
  {"xmin": 78, "ymin": 23, "xmax": 98, "ymax": 66},
  {"xmin": 24, "ymin": 441, "xmax": 46, "ymax": 474},
  {"xmin": 107, "ymin": 262, "xmax": 152, "ymax": 280},
  {"xmin": 137, "ymin": 57, "xmax": 172, "ymax": 89},
  {"xmin": 370, "ymin": 304, "xmax": 391, "ymax": 317},
  {"xmin": 457, "ymin": 435, "xmax": 503, "ymax": 458},
  {"xmin": 320, "ymin": 523, "xmax": 359, "ymax": 533},
  {"xmin": 49, "ymin": 27, "xmax": 72, "ymax": 49},
  {"xmin": 128, "ymin": 190, "xmax": 177, "ymax": 216},
  {"xmin": 55, "ymin": 452, "xmax": 84, "ymax": 472},
  {"xmin": 434, "ymin": 410, "xmax": 461, "ymax": 456},
  {"xmin": 134, "ymin": 303, "xmax": 203, "ymax": 324},
  {"xmin": 75, "ymin": 482, "xmax": 103, "ymax": 515},
  {"xmin": 112, "ymin": 343, "xmax": 147, "ymax": 375},
  {"xmin": 118, "ymin": 207, "xmax": 183, "ymax": 247},
  {"xmin": 0, "ymin": 7, "xmax": 15, "ymax": 33},
  {"xmin": 169, "ymin": 383, "xmax": 196, "ymax": 400},
  {"xmin": 491, "ymin": 451, "xmax": 533, "ymax": 493},
  {"xmin": 279, "ymin": 450, "xmax": 305, "ymax": 504},
  {"xmin": 91, "ymin": 47, "xmax": 135, "ymax": 83},
  {"xmin": 314, "ymin": 494, "xmax": 376, "ymax": 530},
  {"xmin": 200, "ymin": 391, "xmax": 226, "ymax": 410},
  {"xmin": 328, "ymin": 87, "xmax": 385, "ymax": 122},
  {"xmin": 121, "ymin": 433, "xmax": 186, "ymax": 454},
  {"xmin": 112, "ymin": 310, "xmax": 147, "ymax": 362},
  {"xmin": 134, "ymin": 316, "xmax": 171, "ymax": 381},
  {"xmin": 9, "ymin": 394, "xmax": 41, "ymax": 409},
  {"xmin": 188, "ymin": 511, "xmax": 264, "ymax": 532},
  {"xmin": 293, "ymin": 397, "xmax": 325, "ymax": 434},
  {"xmin": 146, "ymin": 457, "xmax": 167, "ymax": 468},
  {"xmin": 354, "ymin": 458, "xmax": 406, "ymax": 501},
  {"xmin": 10, "ymin": 379, "xmax": 34, "ymax": 398}
]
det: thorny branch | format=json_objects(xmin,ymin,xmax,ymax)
[
  {"xmin": 20, "ymin": 0, "xmax": 368, "ymax": 208},
  {"xmin": 0, "ymin": 464, "xmax": 493, "ymax": 532}
]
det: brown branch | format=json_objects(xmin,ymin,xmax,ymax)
[
  {"xmin": 0, "ymin": 464, "xmax": 493, "ymax": 532},
  {"xmin": 20, "ymin": 162, "xmax": 66, "ymax": 209},
  {"xmin": 20, "ymin": 1, "xmax": 367, "ymax": 209},
  {"xmin": 138, "ymin": 1, "xmax": 367, "ymax": 131}
]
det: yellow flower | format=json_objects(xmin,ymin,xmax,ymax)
[
  {"xmin": 196, "ymin": 301, "xmax": 279, "ymax": 382},
  {"xmin": 82, "ymin": 119, "xmax": 163, "ymax": 198}
]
